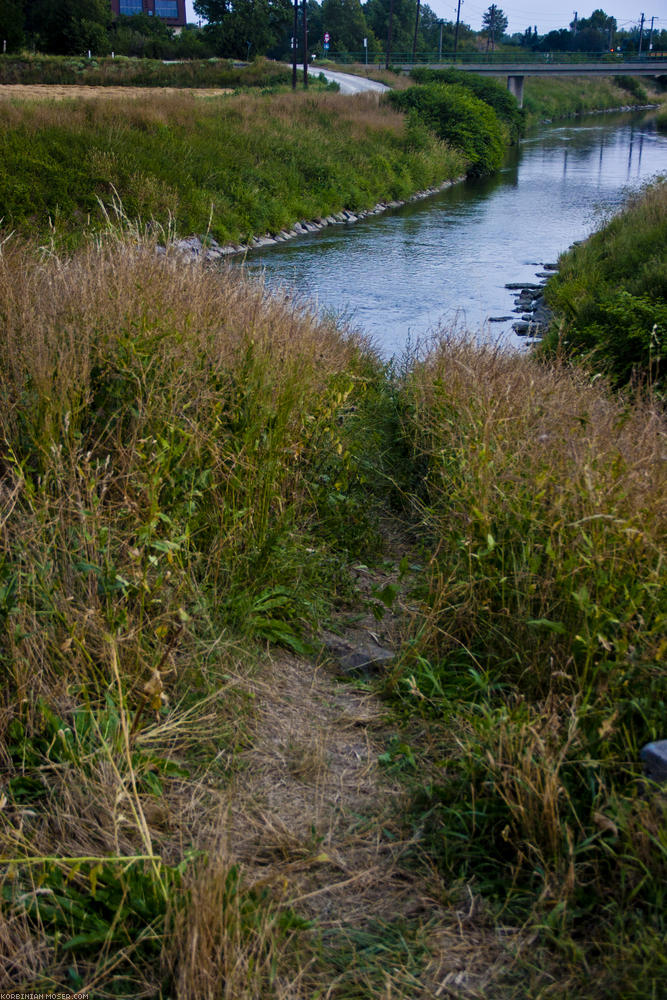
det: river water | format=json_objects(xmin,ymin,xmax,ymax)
[{"xmin": 240, "ymin": 110, "xmax": 666, "ymax": 358}]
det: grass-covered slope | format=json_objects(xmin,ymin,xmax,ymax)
[
  {"xmin": 543, "ymin": 178, "xmax": 667, "ymax": 388},
  {"xmin": 0, "ymin": 90, "xmax": 467, "ymax": 244},
  {"xmin": 390, "ymin": 336, "xmax": 667, "ymax": 998},
  {"xmin": 0, "ymin": 53, "xmax": 293, "ymax": 89},
  {"xmin": 523, "ymin": 74, "xmax": 654, "ymax": 123},
  {"xmin": 0, "ymin": 230, "xmax": 386, "ymax": 995},
  {"xmin": 1, "ymin": 231, "xmax": 665, "ymax": 997}
]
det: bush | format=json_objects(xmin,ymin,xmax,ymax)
[
  {"xmin": 387, "ymin": 83, "xmax": 507, "ymax": 176},
  {"xmin": 410, "ymin": 66, "xmax": 525, "ymax": 142},
  {"xmin": 613, "ymin": 74, "xmax": 648, "ymax": 102}
]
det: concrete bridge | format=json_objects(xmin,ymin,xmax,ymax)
[{"xmin": 395, "ymin": 59, "xmax": 667, "ymax": 107}]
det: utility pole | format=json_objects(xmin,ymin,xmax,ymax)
[
  {"xmin": 386, "ymin": 0, "xmax": 394, "ymax": 69},
  {"xmin": 302, "ymin": 0, "xmax": 308, "ymax": 87},
  {"xmin": 438, "ymin": 20, "xmax": 443, "ymax": 61},
  {"xmin": 647, "ymin": 15, "xmax": 655, "ymax": 52},
  {"xmin": 292, "ymin": 0, "xmax": 298, "ymax": 89},
  {"xmin": 638, "ymin": 12, "xmax": 645, "ymax": 57},
  {"xmin": 453, "ymin": 0, "xmax": 462, "ymax": 61},
  {"xmin": 572, "ymin": 11, "xmax": 578, "ymax": 33},
  {"xmin": 412, "ymin": 0, "xmax": 421, "ymax": 64}
]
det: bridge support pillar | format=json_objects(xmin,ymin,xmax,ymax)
[{"xmin": 507, "ymin": 74, "xmax": 524, "ymax": 108}]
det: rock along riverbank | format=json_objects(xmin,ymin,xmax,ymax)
[{"xmin": 165, "ymin": 175, "xmax": 466, "ymax": 262}]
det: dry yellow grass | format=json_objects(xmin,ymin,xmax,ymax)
[{"xmin": 0, "ymin": 83, "xmax": 233, "ymax": 101}]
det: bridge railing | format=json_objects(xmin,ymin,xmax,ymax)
[{"xmin": 320, "ymin": 50, "xmax": 667, "ymax": 67}]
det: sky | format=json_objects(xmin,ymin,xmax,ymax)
[{"xmin": 184, "ymin": 1, "xmax": 667, "ymax": 38}]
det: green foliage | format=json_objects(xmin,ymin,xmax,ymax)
[
  {"xmin": 522, "ymin": 76, "xmax": 645, "ymax": 124},
  {"xmin": 613, "ymin": 74, "xmax": 648, "ymax": 102},
  {"xmin": 0, "ymin": 52, "xmax": 291, "ymax": 88},
  {"xmin": 544, "ymin": 179, "xmax": 667, "ymax": 388},
  {"xmin": 196, "ymin": 0, "xmax": 292, "ymax": 58},
  {"xmin": 320, "ymin": 0, "xmax": 375, "ymax": 55},
  {"xmin": 24, "ymin": 0, "xmax": 112, "ymax": 56},
  {"xmin": 0, "ymin": 91, "xmax": 466, "ymax": 245},
  {"xmin": 410, "ymin": 66, "xmax": 525, "ymax": 142},
  {"xmin": 388, "ymin": 82, "xmax": 507, "ymax": 176},
  {"xmin": 382, "ymin": 337, "xmax": 667, "ymax": 992},
  {"xmin": 0, "ymin": 0, "xmax": 24, "ymax": 52}
]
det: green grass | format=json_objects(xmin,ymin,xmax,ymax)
[
  {"xmin": 523, "ymin": 75, "xmax": 657, "ymax": 124},
  {"xmin": 0, "ymin": 90, "xmax": 467, "ymax": 245},
  {"xmin": 542, "ymin": 177, "xmax": 667, "ymax": 388},
  {"xmin": 0, "ymin": 52, "xmax": 293, "ymax": 89},
  {"xmin": 0, "ymin": 88, "xmax": 665, "ymax": 998},
  {"xmin": 384, "ymin": 335, "xmax": 666, "ymax": 998},
  {"xmin": 0, "ymin": 222, "xmax": 665, "ymax": 996}
]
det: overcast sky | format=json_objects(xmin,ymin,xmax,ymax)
[{"xmin": 184, "ymin": 1, "xmax": 667, "ymax": 38}]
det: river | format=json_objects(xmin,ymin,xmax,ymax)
[{"xmin": 239, "ymin": 110, "xmax": 666, "ymax": 358}]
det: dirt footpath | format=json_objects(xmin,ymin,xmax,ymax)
[{"xmin": 0, "ymin": 84, "xmax": 232, "ymax": 101}]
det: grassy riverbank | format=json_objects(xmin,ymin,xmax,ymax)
[
  {"xmin": 0, "ymin": 229, "xmax": 665, "ymax": 998},
  {"xmin": 522, "ymin": 74, "xmax": 655, "ymax": 123},
  {"xmin": 543, "ymin": 178, "xmax": 667, "ymax": 389},
  {"xmin": 0, "ymin": 90, "xmax": 466, "ymax": 245},
  {"xmin": 0, "ymin": 53, "xmax": 293, "ymax": 89}
]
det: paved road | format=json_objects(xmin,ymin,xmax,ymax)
[{"xmin": 300, "ymin": 66, "xmax": 390, "ymax": 95}]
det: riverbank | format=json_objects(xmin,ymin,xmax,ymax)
[
  {"xmin": 2, "ymin": 74, "xmax": 661, "ymax": 251},
  {"xmin": 523, "ymin": 74, "xmax": 661, "ymax": 124},
  {"xmin": 541, "ymin": 177, "xmax": 666, "ymax": 388},
  {"xmin": 171, "ymin": 175, "xmax": 465, "ymax": 259},
  {"xmin": 0, "ymin": 89, "xmax": 467, "ymax": 246},
  {"xmin": 1, "ymin": 229, "xmax": 664, "ymax": 997}
]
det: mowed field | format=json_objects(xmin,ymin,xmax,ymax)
[{"xmin": 0, "ymin": 83, "xmax": 233, "ymax": 100}]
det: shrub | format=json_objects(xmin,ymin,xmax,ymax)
[
  {"xmin": 613, "ymin": 74, "xmax": 649, "ymax": 103},
  {"xmin": 387, "ymin": 83, "xmax": 507, "ymax": 176},
  {"xmin": 410, "ymin": 66, "xmax": 525, "ymax": 142}
]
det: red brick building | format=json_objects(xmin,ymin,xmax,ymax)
[{"xmin": 110, "ymin": 0, "xmax": 187, "ymax": 28}]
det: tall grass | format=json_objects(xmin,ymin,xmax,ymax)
[
  {"xmin": 390, "ymin": 336, "xmax": 666, "ymax": 996},
  {"xmin": 523, "ymin": 75, "xmax": 656, "ymax": 123},
  {"xmin": 0, "ymin": 90, "xmax": 467, "ymax": 244},
  {"xmin": 543, "ymin": 177, "xmax": 667, "ymax": 389},
  {"xmin": 0, "ymin": 226, "xmax": 380, "ymax": 993}
]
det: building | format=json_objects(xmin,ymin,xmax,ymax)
[{"xmin": 110, "ymin": 0, "xmax": 187, "ymax": 28}]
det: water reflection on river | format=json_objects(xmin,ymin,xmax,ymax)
[{"xmin": 239, "ymin": 111, "xmax": 666, "ymax": 358}]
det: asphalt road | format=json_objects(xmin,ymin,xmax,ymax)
[{"xmin": 299, "ymin": 66, "xmax": 390, "ymax": 95}]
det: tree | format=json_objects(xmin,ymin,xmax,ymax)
[
  {"xmin": 321, "ymin": 0, "xmax": 370, "ymax": 54},
  {"xmin": 23, "ymin": 0, "xmax": 111, "ymax": 54},
  {"xmin": 482, "ymin": 4, "xmax": 507, "ymax": 51},
  {"xmin": 195, "ymin": 0, "xmax": 292, "ymax": 59},
  {"xmin": 0, "ymin": 0, "xmax": 25, "ymax": 51},
  {"xmin": 363, "ymin": 0, "xmax": 415, "ymax": 56}
]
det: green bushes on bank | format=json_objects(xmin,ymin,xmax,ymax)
[
  {"xmin": 543, "ymin": 178, "xmax": 667, "ymax": 388},
  {"xmin": 410, "ymin": 67, "xmax": 525, "ymax": 143},
  {"xmin": 387, "ymin": 83, "xmax": 507, "ymax": 176},
  {"xmin": 0, "ymin": 53, "xmax": 292, "ymax": 89}
]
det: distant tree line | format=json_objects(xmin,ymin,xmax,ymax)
[{"xmin": 0, "ymin": 2, "xmax": 664, "ymax": 61}]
